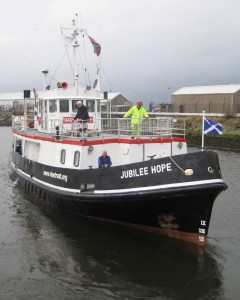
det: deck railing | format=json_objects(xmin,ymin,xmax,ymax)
[
  {"xmin": 100, "ymin": 118, "xmax": 185, "ymax": 137},
  {"xmin": 12, "ymin": 115, "xmax": 185, "ymax": 139}
]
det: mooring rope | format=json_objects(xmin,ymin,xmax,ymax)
[
  {"xmin": 168, "ymin": 156, "xmax": 185, "ymax": 173},
  {"xmin": 168, "ymin": 156, "xmax": 194, "ymax": 176}
]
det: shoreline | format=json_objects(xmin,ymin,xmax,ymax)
[
  {"xmin": 186, "ymin": 135, "xmax": 240, "ymax": 152},
  {"xmin": 185, "ymin": 116, "xmax": 240, "ymax": 151}
]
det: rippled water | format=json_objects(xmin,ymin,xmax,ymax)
[{"xmin": 1, "ymin": 126, "xmax": 239, "ymax": 299}]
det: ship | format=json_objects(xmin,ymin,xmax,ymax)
[{"xmin": 10, "ymin": 17, "xmax": 227, "ymax": 246}]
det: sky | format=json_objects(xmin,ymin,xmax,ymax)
[{"xmin": 1, "ymin": 0, "xmax": 240, "ymax": 107}]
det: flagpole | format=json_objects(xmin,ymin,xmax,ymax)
[{"xmin": 201, "ymin": 110, "xmax": 205, "ymax": 151}]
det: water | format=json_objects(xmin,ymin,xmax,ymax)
[{"xmin": 0, "ymin": 126, "xmax": 239, "ymax": 300}]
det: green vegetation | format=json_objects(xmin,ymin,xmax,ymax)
[
  {"xmin": 1, "ymin": 110, "xmax": 240, "ymax": 150},
  {"xmin": 185, "ymin": 116, "xmax": 240, "ymax": 151},
  {"xmin": 0, "ymin": 112, "xmax": 12, "ymax": 125}
]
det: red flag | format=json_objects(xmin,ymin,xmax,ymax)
[{"xmin": 88, "ymin": 35, "xmax": 101, "ymax": 56}]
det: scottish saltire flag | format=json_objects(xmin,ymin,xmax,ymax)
[
  {"xmin": 88, "ymin": 35, "xmax": 101, "ymax": 56},
  {"xmin": 204, "ymin": 117, "xmax": 223, "ymax": 135}
]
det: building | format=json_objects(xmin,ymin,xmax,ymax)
[
  {"xmin": 172, "ymin": 84, "xmax": 240, "ymax": 114},
  {"xmin": 150, "ymin": 102, "xmax": 172, "ymax": 112},
  {"xmin": 101, "ymin": 92, "xmax": 132, "ymax": 113},
  {"xmin": 0, "ymin": 92, "xmax": 34, "ymax": 110}
]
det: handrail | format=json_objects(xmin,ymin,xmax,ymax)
[{"xmin": 12, "ymin": 115, "xmax": 186, "ymax": 139}]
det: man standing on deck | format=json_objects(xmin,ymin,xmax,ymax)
[
  {"xmin": 123, "ymin": 101, "xmax": 149, "ymax": 139},
  {"xmin": 74, "ymin": 101, "xmax": 89, "ymax": 139}
]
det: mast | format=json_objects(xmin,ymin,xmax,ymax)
[
  {"xmin": 72, "ymin": 19, "xmax": 79, "ymax": 87},
  {"xmin": 61, "ymin": 17, "xmax": 86, "ymax": 87}
]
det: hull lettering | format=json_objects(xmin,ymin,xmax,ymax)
[{"xmin": 120, "ymin": 163, "xmax": 172, "ymax": 179}]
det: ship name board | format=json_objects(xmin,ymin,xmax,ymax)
[
  {"xmin": 63, "ymin": 116, "xmax": 94, "ymax": 124},
  {"xmin": 120, "ymin": 163, "xmax": 172, "ymax": 179}
]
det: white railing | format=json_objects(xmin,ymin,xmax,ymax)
[
  {"xmin": 100, "ymin": 118, "xmax": 185, "ymax": 138},
  {"xmin": 12, "ymin": 116, "xmax": 185, "ymax": 139}
]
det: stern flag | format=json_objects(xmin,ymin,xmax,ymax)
[
  {"xmin": 204, "ymin": 117, "xmax": 223, "ymax": 135},
  {"xmin": 88, "ymin": 35, "xmax": 101, "ymax": 56}
]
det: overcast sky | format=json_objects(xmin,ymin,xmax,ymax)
[{"xmin": 1, "ymin": 0, "xmax": 240, "ymax": 106}]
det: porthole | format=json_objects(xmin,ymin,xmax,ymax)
[
  {"xmin": 60, "ymin": 149, "xmax": 66, "ymax": 164},
  {"xmin": 73, "ymin": 150, "xmax": 80, "ymax": 167}
]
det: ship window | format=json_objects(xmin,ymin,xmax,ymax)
[
  {"xmin": 73, "ymin": 150, "xmax": 80, "ymax": 167},
  {"xmin": 15, "ymin": 139, "xmax": 22, "ymax": 155},
  {"xmin": 86, "ymin": 100, "xmax": 95, "ymax": 112},
  {"xmin": 49, "ymin": 100, "xmax": 57, "ymax": 113},
  {"xmin": 60, "ymin": 100, "xmax": 69, "ymax": 112},
  {"xmin": 60, "ymin": 149, "xmax": 66, "ymax": 164},
  {"xmin": 72, "ymin": 100, "xmax": 78, "ymax": 112}
]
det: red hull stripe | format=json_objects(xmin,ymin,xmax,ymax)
[{"xmin": 13, "ymin": 130, "xmax": 186, "ymax": 146}]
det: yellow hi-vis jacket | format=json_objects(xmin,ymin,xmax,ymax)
[{"xmin": 123, "ymin": 106, "xmax": 149, "ymax": 124}]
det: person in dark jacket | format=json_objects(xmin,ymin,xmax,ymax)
[
  {"xmin": 98, "ymin": 150, "xmax": 112, "ymax": 168},
  {"xmin": 74, "ymin": 101, "xmax": 90, "ymax": 139}
]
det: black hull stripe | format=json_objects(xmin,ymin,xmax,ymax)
[
  {"xmin": 11, "ymin": 161, "xmax": 224, "ymax": 195},
  {"xmin": 11, "ymin": 162, "xmax": 79, "ymax": 193}
]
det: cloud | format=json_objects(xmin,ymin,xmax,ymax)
[{"xmin": 1, "ymin": 0, "xmax": 240, "ymax": 105}]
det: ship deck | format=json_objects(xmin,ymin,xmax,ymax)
[{"xmin": 12, "ymin": 117, "xmax": 186, "ymax": 143}]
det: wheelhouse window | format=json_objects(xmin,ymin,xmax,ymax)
[
  {"xmin": 72, "ymin": 100, "xmax": 79, "ymax": 113},
  {"xmin": 73, "ymin": 151, "xmax": 80, "ymax": 167},
  {"xmin": 49, "ymin": 100, "xmax": 57, "ymax": 113},
  {"xmin": 60, "ymin": 149, "xmax": 66, "ymax": 164},
  {"xmin": 86, "ymin": 100, "xmax": 95, "ymax": 112},
  {"xmin": 60, "ymin": 100, "xmax": 69, "ymax": 112}
]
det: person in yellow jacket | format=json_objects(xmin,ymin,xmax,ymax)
[{"xmin": 123, "ymin": 101, "xmax": 149, "ymax": 138}]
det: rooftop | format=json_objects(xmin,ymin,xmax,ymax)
[{"xmin": 173, "ymin": 84, "xmax": 240, "ymax": 95}]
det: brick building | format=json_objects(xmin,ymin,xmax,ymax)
[
  {"xmin": 172, "ymin": 84, "xmax": 240, "ymax": 113},
  {"xmin": 101, "ymin": 92, "xmax": 132, "ymax": 113}
]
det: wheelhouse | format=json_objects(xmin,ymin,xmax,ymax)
[{"xmin": 35, "ymin": 96, "xmax": 101, "ymax": 133}]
